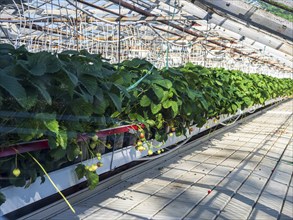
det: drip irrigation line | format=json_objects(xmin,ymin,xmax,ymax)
[
  {"xmin": 220, "ymin": 109, "xmax": 243, "ymax": 126},
  {"xmin": 247, "ymin": 106, "xmax": 257, "ymax": 113}
]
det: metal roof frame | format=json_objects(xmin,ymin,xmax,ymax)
[{"xmin": 0, "ymin": 0, "xmax": 292, "ymax": 77}]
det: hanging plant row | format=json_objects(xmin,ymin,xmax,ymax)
[{"xmin": 0, "ymin": 44, "xmax": 292, "ymax": 206}]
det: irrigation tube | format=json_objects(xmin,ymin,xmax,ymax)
[{"xmin": 220, "ymin": 109, "xmax": 243, "ymax": 126}]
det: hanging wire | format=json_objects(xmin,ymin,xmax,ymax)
[
  {"xmin": 11, "ymin": 0, "xmax": 22, "ymax": 47},
  {"xmin": 75, "ymin": 0, "xmax": 79, "ymax": 51},
  {"xmin": 118, "ymin": 0, "xmax": 121, "ymax": 64}
]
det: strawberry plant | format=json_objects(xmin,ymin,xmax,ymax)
[{"xmin": 0, "ymin": 44, "xmax": 292, "ymax": 207}]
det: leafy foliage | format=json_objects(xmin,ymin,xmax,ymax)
[{"xmin": 0, "ymin": 44, "xmax": 292, "ymax": 206}]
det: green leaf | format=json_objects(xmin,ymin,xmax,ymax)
[
  {"xmin": 243, "ymin": 97, "xmax": 252, "ymax": 106},
  {"xmin": 186, "ymin": 89, "xmax": 202, "ymax": 100},
  {"xmin": 231, "ymin": 104, "xmax": 238, "ymax": 112},
  {"xmin": 44, "ymin": 120, "xmax": 59, "ymax": 133},
  {"xmin": 71, "ymin": 98, "xmax": 94, "ymax": 116},
  {"xmin": 25, "ymin": 52, "xmax": 47, "ymax": 76},
  {"xmin": 137, "ymin": 114, "xmax": 145, "ymax": 122},
  {"xmin": 146, "ymin": 119, "xmax": 156, "ymax": 126},
  {"xmin": 113, "ymin": 83, "xmax": 130, "ymax": 98},
  {"xmin": 86, "ymin": 171, "xmax": 99, "ymax": 190},
  {"xmin": 57, "ymin": 130, "xmax": 67, "ymax": 149},
  {"xmin": 153, "ymin": 79, "xmax": 172, "ymax": 89},
  {"xmin": 155, "ymin": 132, "xmax": 165, "ymax": 142},
  {"xmin": 129, "ymin": 113, "xmax": 144, "ymax": 122},
  {"xmin": 183, "ymin": 102, "xmax": 193, "ymax": 116},
  {"xmin": 94, "ymin": 90, "xmax": 108, "ymax": 114},
  {"xmin": 161, "ymin": 91, "xmax": 170, "ymax": 103},
  {"xmin": 111, "ymin": 111, "xmax": 120, "ymax": 118},
  {"xmin": 0, "ymin": 69, "xmax": 27, "ymax": 108},
  {"xmin": 60, "ymin": 64, "xmax": 78, "ymax": 86},
  {"xmin": 48, "ymin": 136, "xmax": 58, "ymax": 148},
  {"xmin": 44, "ymin": 53, "xmax": 61, "ymax": 73},
  {"xmin": 162, "ymin": 100, "xmax": 172, "ymax": 109},
  {"xmin": 75, "ymin": 164, "xmax": 86, "ymax": 180},
  {"xmin": 199, "ymin": 97, "xmax": 209, "ymax": 111},
  {"xmin": 50, "ymin": 148, "xmax": 66, "ymax": 160},
  {"xmin": 123, "ymin": 58, "xmax": 150, "ymax": 67},
  {"xmin": 108, "ymin": 93, "xmax": 122, "ymax": 112},
  {"xmin": 152, "ymin": 84, "xmax": 165, "ymax": 100},
  {"xmin": 259, "ymin": 97, "xmax": 265, "ymax": 104},
  {"xmin": 151, "ymin": 103, "xmax": 162, "ymax": 114},
  {"xmin": 140, "ymin": 95, "xmax": 151, "ymax": 107},
  {"xmin": 29, "ymin": 79, "xmax": 52, "ymax": 105},
  {"xmin": 215, "ymin": 80, "xmax": 223, "ymax": 86},
  {"xmin": 170, "ymin": 101, "xmax": 179, "ymax": 116},
  {"xmin": 67, "ymin": 144, "xmax": 80, "ymax": 161},
  {"xmin": 23, "ymin": 90, "xmax": 38, "ymax": 110},
  {"xmin": 80, "ymin": 75, "xmax": 98, "ymax": 96},
  {"xmin": 17, "ymin": 119, "xmax": 41, "ymax": 142},
  {"xmin": 129, "ymin": 113, "xmax": 137, "ymax": 121}
]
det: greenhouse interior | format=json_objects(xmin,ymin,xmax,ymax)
[{"xmin": 0, "ymin": 0, "xmax": 292, "ymax": 219}]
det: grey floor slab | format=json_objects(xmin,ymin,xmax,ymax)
[{"xmin": 48, "ymin": 100, "xmax": 293, "ymax": 220}]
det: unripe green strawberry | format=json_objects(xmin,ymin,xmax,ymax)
[
  {"xmin": 137, "ymin": 146, "xmax": 144, "ymax": 152},
  {"xmin": 13, "ymin": 168, "xmax": 21, "ymax": 177},
  {"xmin": 91, "ymin": 135, "xmax": 99, "ymax": 142},
  {"xmin": 89, "ymin": 164, "xmax": 98, "ymax": 172},
  {"xmin": 90, "ymin": 143, "xmax": 96, "ymax": 149}
]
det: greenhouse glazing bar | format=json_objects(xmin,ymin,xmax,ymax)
[{"xmin": 108, "ymin": 0, "xmax": 286, "ymax": 69}]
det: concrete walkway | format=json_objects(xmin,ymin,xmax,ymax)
[{"xmin": 49, "ymin": 100, "xmax": 293, "ymax": 220}]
